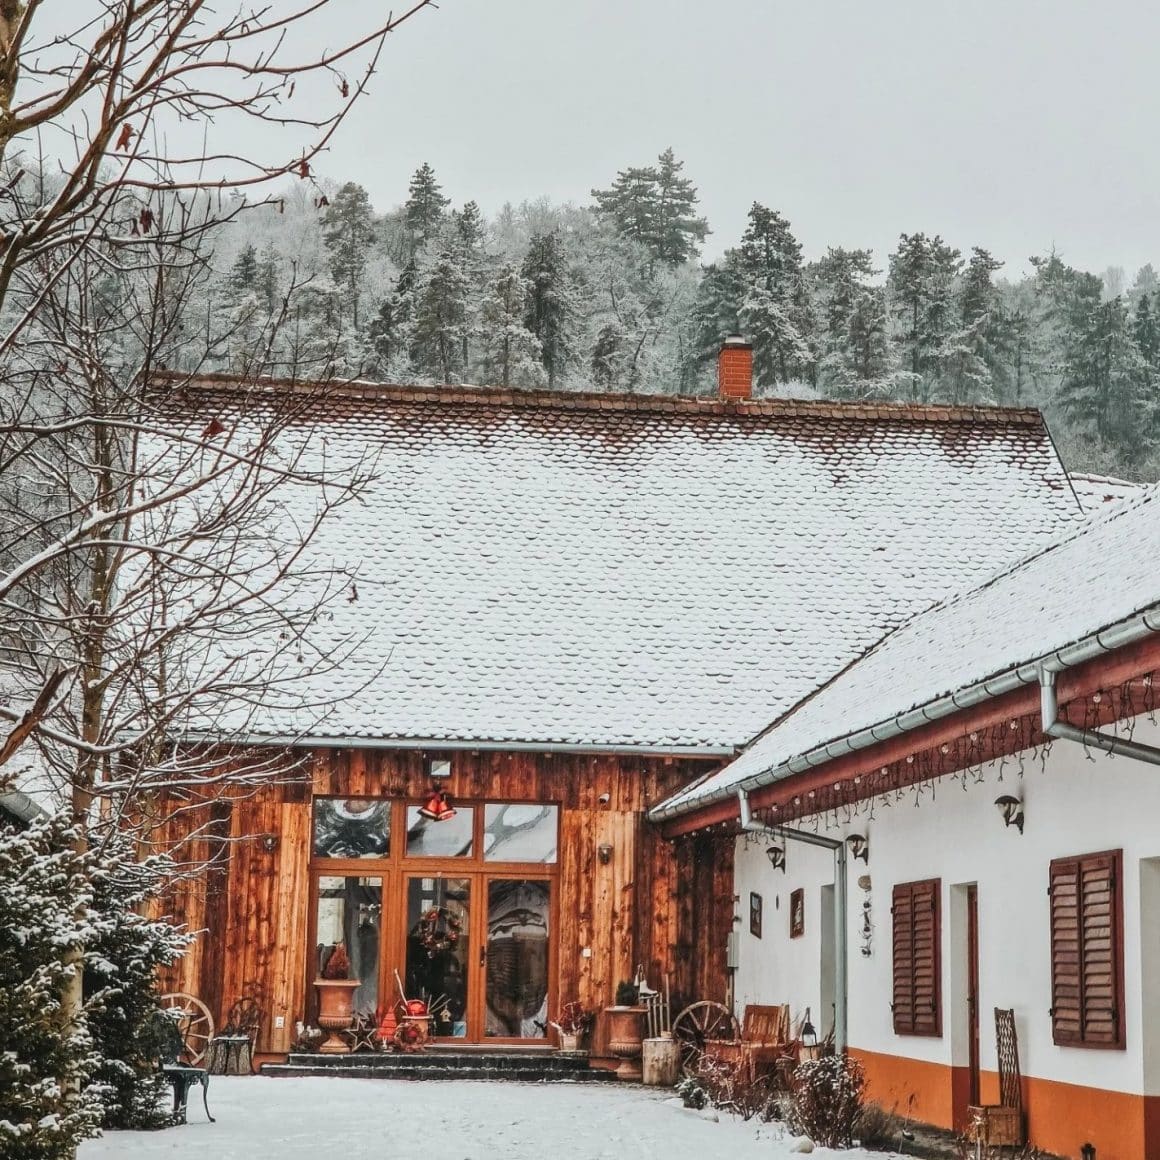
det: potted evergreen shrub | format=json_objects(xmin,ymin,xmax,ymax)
[{"xmin": 314, "ymin": 944, "xmax": 360, "ymax": 1054}]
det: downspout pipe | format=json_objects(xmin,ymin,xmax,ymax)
[
  {"xmin": 738, "ymin": 789, "xmax": 848, "ymax": 1054},
  {"xmin": 1039, "ymin": 666, "xmax": 1160, "ymax": 766}
]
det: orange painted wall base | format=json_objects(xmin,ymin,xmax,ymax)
[{"xmin": 852, "ymin": 1046, "xmax": 1159, "ymax": 1160}]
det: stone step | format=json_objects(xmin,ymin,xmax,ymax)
[
  {"xmin": 279, "ymin": 1053, "xmax": 589, "ymax": 1067},
  {"xmin": 261, "ymin": 1061, "xmax": 620, "ymax": 1083}
]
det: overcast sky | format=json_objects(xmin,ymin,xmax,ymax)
[{"xmin": 315, "ymin": 1, "xmax": 1154, "ymax": 279}]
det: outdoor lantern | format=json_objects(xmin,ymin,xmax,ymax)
[
  {"xmin": 418, "ymin": 786, "xmax": 457, "ymax": 822},
  {"xmin": 765, "ymin": 844, "xmax": 786, "ymax": 873},
  {"xmin": 846, "ymin": 833, "xmax": 869, "ymax": 863},
  {"xmin": 799, "ymin": 1007, "xmax": 820, "ymax": 1062},
  {"xmin": 994, "ymin": 794, "xmax": 1024, "ymax": 834}
]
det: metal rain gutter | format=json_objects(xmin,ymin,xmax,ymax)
[
  {"xmin": 651, "ymin": 604, "xmax": 1160, "ymax": 823},
  {"xmin": 738, "ymin": 789, "xmax": 848, "ymax": 1053},
  {"xmin": 178, "ymin": 731, "xmax": 736, "ymax": 760},
  {"xmin": 1039, "ymin": 666, "xmax": 1160, "ymax": 766}
]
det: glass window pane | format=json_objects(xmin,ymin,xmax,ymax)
[
  {"xmin": 313, "ymin": 798, "xmax": 390, "ymax": 859},
  {"xmin": 314, "ymin": 875, "xmax": 381, "ymax": 1017},
  {"xmin": 486, "ymin": 879, "xmax": 550, "ymax": 1038},
  {"xmin": 405, "ymin": 877, "xmax": 470, "ymax": 1036},
  {"xmin": 405, "ymin": 805, "xmax": 474, "ymax": 858},
  {"xmin": 483, "ymin": 804, "xmax": 558, "ymax": 863}
]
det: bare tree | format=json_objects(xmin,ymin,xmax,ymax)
[{"xmin": 0, "ymin": 6, "xmax": 433, "ymax": 1128}]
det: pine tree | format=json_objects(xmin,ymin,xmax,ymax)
[
  {"xmin": 0, "ymin": 816, "xmax": 102, "ymax": 1159},
  {"xmin": 258, "ymin": 244, "xmax": 280, "ymax": 314},
  {"xmin": 591, "ymin": 148, "xmax": 708, "ymax": 268},
  {"xmin": 736, "ymin": 203, "xmax": 814, "ymax": 386},
  {"xmin": 478, "ymin": 263, "xmax": 543, "ymax": 387},
  {"xmin": 229, "ymin": 243, "xmax": 259, "ymax": 298},
  {"xmin": 590, "ymin": 321, "xmax": 627, "ymax": 389},
  {"xmin": 451, "ymin": 200, "xmax": 487, "ymax": 374},
  {"xmin": 412, "ymin": 246, "xmax": 469, "ymax": 382},
  {"xmin": 887, "ymin": 233, "xmax": 963, "ymax": 399},
  {"xmin": 405, "ymin": 162, "xmax": 450, "ymax": 254},
  {"xmin": 368, "ymin": 260, "xmax": 417, "ymax": 376},
  {"xmin": 521, "ymin": 231, "xmax": 574, "ymax": 388},
  {"xmin": 942, "ymin": 247, "xmax": 1003, "ymax": 404},
  {"xmin": 684, "ymin": 257, "xmax": 746, "ymax": 385},
  {"xmin": 812, "ymin": 247, "xmax": 882, "ymax": 394},
  {"xmin": 322, "ymin": 182, "xmax": 376, "ymax": 328}
]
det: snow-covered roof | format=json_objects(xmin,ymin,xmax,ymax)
[
  {"xmin": 168, "ymin": 378, "xmax": 1079, "ymax": 751},
  {"xmin": 1070, "ymin": 472, "xmax": 1142, "ymax": 512},
  {"xmin": 655, "ymin": 482, "xmax": 1160, "ymax": 818}
]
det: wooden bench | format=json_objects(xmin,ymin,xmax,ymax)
[{"xmin": 705, "ymin": 1003, "xmax": 791, "ymax": 1084}]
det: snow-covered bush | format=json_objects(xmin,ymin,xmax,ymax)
[
  {"xmin": 0, "ymin": 815, "xmax": 102, "ymax": 1159},
  {"xmin": 84, "ymin": 840, "xmax": 190, "ymax": 1129},
  {"xmin": 675, "ymin": 1076, "xmax": 708, "ymax": 1109},
  {"xmin": 788, "ymin": 1054, "xmax": 867, "ymax": 1148}
]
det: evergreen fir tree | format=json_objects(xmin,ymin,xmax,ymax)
[
  {"xmin": 887, "ymin": 233, "xmax": 963, "ymax": 399},
  {"xmin": 590, "ymin": 321, "xmax": 628, "ymax": 389},
  {"xmin": 229, "ymin": 243, "xmax": 259, "ymax": 298},
  {"xmin": 412, "ymin": 246, "xmax": 469, "ymax": 382},
  {"xmin": 321, "ymin": 182, "xmax": 376, "ymax": 328},
  {"xmin": 258, "ymin": 244, "xmax": 280, "ymax": 314},
  {"xmin": 368, "ymin": 261, "xmax": 417, "ymax": 376},
  {"xmin": 405, "ymin": 162, "xmax": 450, "ymax": 255},
  {"xmin": 942, "ymin": 247, "xmax": 1003, "ymax": 404},
  {"xmin": 684, "ymin": 257, "xmax": 746, "ymax": 385},
  {"xmin": 85, "ymin": 841, "xmax": 189, "ymax": 1130},
  {"xmin": 478, "ymin": 262, "xmax": 543, "ymax": 387},
  {"xmin": 736, "ymin": 203, "xmax": 814, "ymax": 386},
  {"xmin": 521, "ymin": 231, "xmax": 574, "ymax": 388},
  {"xmin": 0, "ymin": 816, "xmax": 102, "ymax": 1159}
]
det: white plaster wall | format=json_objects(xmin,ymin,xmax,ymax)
[
  {"xmin": 730, "ymin": 711, "xmax": 1160, "ymax": 1097},
  {"xmin": 733, "ymin": 833, "xmax": 836, "ymax": 1035}
]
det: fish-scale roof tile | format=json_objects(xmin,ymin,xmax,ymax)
[{"xmin": 163, "ymin": 377, "xmax": 1080, "ymax": 750}]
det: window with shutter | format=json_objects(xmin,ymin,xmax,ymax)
[
  {"xmin": 1049, "ymin": 849, "xmax": 1124, "ymax": 1049},
  {"xmin": 892, "ymin": 878, "xmax": 941, "ymax": 1037}
]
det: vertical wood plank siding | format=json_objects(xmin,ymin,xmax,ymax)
[{"xmin": 155, "ymin": 748, "xmax": 727, "ymax": 1053}]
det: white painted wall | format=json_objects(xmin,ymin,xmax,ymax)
[{"xmin": 731, "ymin": 711, "xmax": 1160, "ymax": 1097}]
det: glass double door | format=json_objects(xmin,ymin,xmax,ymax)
[{"xmin": 401, "ymin": 874, "xmax": 552, "ymax": 1041}]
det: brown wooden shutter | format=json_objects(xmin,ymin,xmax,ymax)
[
  {"xmin": 892, "ymin": 879, "xmax": 941, "ymax": 1037},
  {"xmin": 1049, "ymin": 849, "xmax": 1124, "ymax": 1049}
]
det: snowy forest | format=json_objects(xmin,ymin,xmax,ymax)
[{"xmin": 194, "ymin": 149, "xmax": 1159, "ymax": 480}]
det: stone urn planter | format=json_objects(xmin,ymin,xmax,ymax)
[
  {"xmin": 605, "ymin": 1006, "xmax": 646, "ymax": 1081},
  {"xmin": 314, "ymin": 978, "xmax": 360, "ymax": 1054}
]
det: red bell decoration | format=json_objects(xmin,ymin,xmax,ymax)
[{"xmin": 418, "ymin": 786, "xmax": 457, "ymax": 822}]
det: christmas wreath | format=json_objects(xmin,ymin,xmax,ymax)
[{"xmin": 416, "ymin": 906, "xmax": 462, "ymax": 957}]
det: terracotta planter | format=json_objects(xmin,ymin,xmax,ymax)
[
  {"xmin": 605, "ymin": 1005, "xmax": 646, "ymax": 1081},
  {"xmin": 314, "ymin": 978, "xmax": 360, "ymax": 1054}
]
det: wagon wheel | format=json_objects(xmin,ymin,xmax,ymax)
[
  {"xmin": 159, "ymin": 992, "xmax": 215, "ymax": 1066},
  {"xmin": 672, "ymin": 1000, "xmax": 740, "ymax": 1076}
]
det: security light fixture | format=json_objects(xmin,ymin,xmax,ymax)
[
  {"xmin": 597, "ymin": 842, "xmax": 613, "ymax": 865},
  {"xmin": 846, "ymin": 833, "xmax": 869, "ymax": 863},
  {"xmin": 765, "ymin": 843, "xmax": 786, "ymax": 873},
  {"xmin": 427, "ymin": 757, "xmax": 452, "ymax": 779},
  {"xmin": 994, "ymin": 794, "xmax": 1024, "ymax": 834}
]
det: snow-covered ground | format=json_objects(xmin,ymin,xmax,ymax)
[{"xmin": 77, "ymin": 1077, "xmax": 880, "ymax": 1160}]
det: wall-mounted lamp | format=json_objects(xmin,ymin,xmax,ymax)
[
  {"xmin": 427, "ymin": 757, "xmax": 452, "ymax": 779},
  {"xmin": 846, "ymin": 833, "xmax": 869, "ymax": 863},
  {"xmin": 259, "ymin": 834, "xmax": 279, "ymax": 853},
  {"xmin": 994, "ymin": 794, "xmax": 1024, "ymax": 834},
  {"xmin": 799, "ymin": 1008, "xmax": 820, "ymax": 1062},
  {"xmin": 765, "ymin": 844, "xmax": 786, "ymax": 873},
  {"xmin": 1080, "ymin": 1143, "xmax": 1095, "ymax": 1160},
  {"xmin": 597, "ymin": 792, "xmax": 611, "ymax": 805},
  {"xmin": 597, "ymin": 843, "xmax": 613, "ymax": 865}
]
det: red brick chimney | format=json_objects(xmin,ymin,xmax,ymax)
[{"xmin": 717, "ymin": 334, "xmax": 753, "ymax": 400}]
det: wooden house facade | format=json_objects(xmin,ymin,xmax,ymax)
[
  {"xmin": 151, "ymin": 347, "xmax": 1082, "ymax": 1062},
  {"xmin": 158, "ymin": 748, "xmax": 732, "ymax": 1056}
]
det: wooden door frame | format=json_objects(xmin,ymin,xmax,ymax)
[
  {"xmin": 966, "ymin": 885, "xmax": 980, "ymax": 1106},
  {"xmin": 306, "ymin": 795, "xmax": 560, "ymax": 1044}
]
